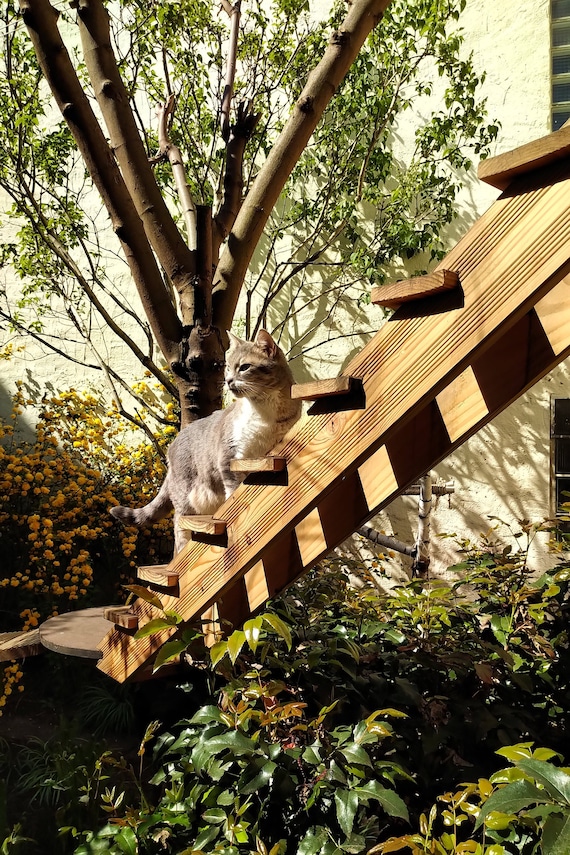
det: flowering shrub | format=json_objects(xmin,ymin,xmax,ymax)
[{"xmin": 0, "ymin": 381, "xmax": 176, "ymax": 711}]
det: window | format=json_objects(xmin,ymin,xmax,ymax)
[
  {"xmin": 552, "ymin": 0, "xmax": 570, "ymax": 129},
  {"xmin": 552, "ymin": 399, "xmax": 570, "ymax": 526}
]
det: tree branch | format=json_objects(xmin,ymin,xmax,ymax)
[
  {"xmin": 73, "ymin": 0, "xmax": 198, "ymax": 323},
  {"xmin": 212, "ymin": 0, "xmax": 394, "ymax": 330},
  {"xmin": 157, "ymin": 94, "xmax": 198, "ymax": 252},
  {"xmin": 20, "ymin": 0, "xmax": 183, "ymax": 365},
  {"xmin": 220, "ymin": 0, "xmax": 240, "ymax": 143},
  {"xmin": 213, "ymin": 100, "xmax": 260, "ymax": 260}
]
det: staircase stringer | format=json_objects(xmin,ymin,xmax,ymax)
[{"xmin": 97, "ymin": 161, "xmax": 570, "ymax": 683}]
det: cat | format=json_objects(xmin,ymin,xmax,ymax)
[{"xmin": 110, "ymin": 329, "xmax": 301, "ymax": 552}]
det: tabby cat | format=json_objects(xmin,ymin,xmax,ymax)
[{"xmin": 110, "ymin": 329, "xmax": 301, "ymax": 551}]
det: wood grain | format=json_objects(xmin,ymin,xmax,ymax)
[
  {"xmin": 478, "ymin": 125, "xmax": 570, "ymax": 190},
  {"xmin": 230, "ymin": 457, "xmax": 287, "ymax": 472},
  {"xmin": 177, "ymin": 515, "xmax": 227, "ymax": 535},
  {"xmin": 291, "ymin": 377, "xmax": 352, "ymax": 399},
  {"xmin": 0, "ymin": 630, "xmax": 42, "ymax": 661},
  {"xmin": 104, "ymin": 606, "xmax": 139, "ymax": 630},
  {"xmin": 534, "ymin": 274, "xmax": 570, "ymax": 356},
  {"xmin": 436, "ymin": 365, "xmax": 489, "ymax": 443},
  {"xmin": 97, "ymin": 159, "xmax": 570, "ymax": 681},
  {"xmin": 370, "ymin": 270, "xmax": 459, "ymax": 307},
  {"xmin": 244, "ymin": 561, "xmax": 270, "ymax": 611},
  {"xmin": 138, "ymin": 564, "xmax": 180, "ymax": 588}
]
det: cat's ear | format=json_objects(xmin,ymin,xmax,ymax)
[
  {"xmin": 255, "ymin": 329, "xmax": 278, "ymax": 359},
  {"xmin": 227, "ymin": 331, "xmax": 243, "ymax": 350}
]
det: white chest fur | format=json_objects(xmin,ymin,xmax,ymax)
[{"xmin": 231, "ymin": 398, "xmax": 284, "ymax": 459}]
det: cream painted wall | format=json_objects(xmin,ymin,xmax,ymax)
[{"xmin": 369, "ymin": 0, "xmax": 565, "ymax": 576}]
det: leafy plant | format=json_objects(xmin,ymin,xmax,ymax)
[{"xmin": 5, "ymin": 525, "xmax": 570, "ymax": 854}]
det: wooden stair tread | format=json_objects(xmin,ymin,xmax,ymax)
[
  {"xmin": 230, "ymin": 456, "xmax": 287, "ymax": 473},
  {"xmin": 478, "ymin": 124, "xmax": 570, "ymax": 190},
  {"xmin": 138, "ymin": 564, "xmax": 180, "ymax": 587},
  {"xmin": 177, "ymin": 515, "xmax": 227, "ymax": 535},
  {"xmin": 39, "ymin": 607, "xmax": 110, "ymax": 659},
  {"xmin": 370, "ymin": 270, "xmax": 459, "ymax": 308},
  {"xmin": 103, "ymin": 606, "xmax": 139, "ymax": 630},
  {"xmin": 291, "ymin": 376, "xmax": 352, "ymax": 400},
  {"xmin": 0, "ymin": 629, "xmax": 43, "ymax": 661}
]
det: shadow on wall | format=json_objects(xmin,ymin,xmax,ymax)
[{"xmin": 0, "ymin": 376, "xmax": 37, "ymax": 445}]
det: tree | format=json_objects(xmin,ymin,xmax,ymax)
[{"xmin": 0, "ymin": 0, "xmax": 497, "ymax": 432}]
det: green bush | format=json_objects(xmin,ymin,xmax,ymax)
[{"xmin": 8, "ymin": 532, "xmax": 566, "ymax": 855}]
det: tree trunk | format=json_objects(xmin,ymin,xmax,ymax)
[{"xmin": 22, "ymin": 0, "xmax": 395, "ymax": 427}]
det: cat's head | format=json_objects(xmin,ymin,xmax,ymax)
[{"xmin": 225, "ymin": 329, "xmax": 293, "ymax": 402}]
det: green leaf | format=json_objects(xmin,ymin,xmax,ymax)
[
  {"xmin": 335, "ymin": 789, "xmax": 359, "ymax": 837},
  {"xmin": 517, "ymin": 759, "xmax": 570, "ymax": 805},
  {"xmin": 496, "ymin": 743, "xmax": 535, "ymax": 763},
  {"xmin": 114, "ymin": 826, "xmax": 138, "ymax": 855},
  {"xmin": 201, "ymin": 807, "xmax": 227, "ymax": 824},
  {"xmin": 262, "ymin": 613, "xmax": 292, "ymax": 649},
  {"xmin": 542, "ymin": 812, "xmax": 570, "ymax": 855},
  {"xmin": 227, "ymin": 630, "xmax": 247, "ymax": 664},
  {"xmin": 239, "ymin": 760, "xmax": 277, "ymax": 795},
  {"xmin": 134, "ymin": 617, "xmax": 178, "ymax": 639},
  {"xmin": 192, "ymin": 729, "xmax": 255, "ymax": 764},
  {"xmin": 152, "ymin": 639, "xmax": 189, "ymax": 672},
  {"xmin": 354, "ymin": 781, "xmax": 409, "ymax": 821},
  {"xmin": 243, "ymin": 616, "xmax": 264, "ymax": 653},
  {"xmin": 210, "ymin": 641, "xmax": 228, "ymax": 666},
  {"xmin": 123, "ymin": 584, "xmax": 164, "ymax": 610},
  {"xmin": 190, "ymin": 705, "xmax": 225, "ymax": 724},
  {"xmin": 297, "ymin": 827, "xmax": 329, "ymax": 855},
  {"xmin": 340, "ymin": 742, "xmax": 371, "ymax": 768},
  {"xmin": 303, "ymin": 744, "xmax": 322, "ymax": 766},
  {"xmin": 475, "ymin": 780, "xmax": 547, "ymax": 829},
  {"xmin": 193, "ymin": 825, "xmax": 220, "ymax": 850}
]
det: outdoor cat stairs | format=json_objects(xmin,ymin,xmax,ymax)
[{"xmin": 8, "ymin": 122, "xmax": 570, "ymax": 679}]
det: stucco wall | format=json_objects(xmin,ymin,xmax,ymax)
[{"xmin": 369, "ymin": 0, "xmax": 565, "ymax": 575}]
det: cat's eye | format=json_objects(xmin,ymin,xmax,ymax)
[{"xmin": 239, "ymin": 363, "xmax": 251, "ymax": 372}]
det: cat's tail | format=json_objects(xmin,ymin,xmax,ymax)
[{"xmin": 110, "ymin": 482, "xmax": 173, "ymax": 527}]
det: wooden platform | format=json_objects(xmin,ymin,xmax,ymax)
[
  {"xmin": 478, "ymin": 123, "xmax": 570, "ymax": 190},
  {"xmin": 291, "ymin": 376, "xmax": 353, "ymax": 400},
  {"xmin": 370, "ymin": 270, "xmax": 459, "ymax": 308},
  {"xmin": 39, "ymin": 607, "xmax": 110, "ymax": 659},
  {"xmin": 0, "ymin": 630, "xmax": 42, "ymax": 661}
]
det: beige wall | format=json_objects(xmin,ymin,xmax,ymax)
[{"xmin": 370, "ymin": 0, "xmax": 565, "ymax": 575}]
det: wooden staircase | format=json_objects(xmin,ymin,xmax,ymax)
[{"xmin": 35, "ymin": 126, "xmax": 570, "ymax": 681}]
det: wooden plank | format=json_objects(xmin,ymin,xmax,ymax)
[
  {"xmin": 177, "ymin": 515, "xmax": 227, "ymax": 535},
  {"xmin": 0, "ymin": 629, "xmax": 42, "ymax": 661},
  {"xmin": 478, "ymin": 124, "xmax": 570, "ymax": 190},
  {"xmin": 40, "ymin": 607, "xmax": 110, "ymax": 659},
  {"xmin": 534, "ymin": 274, "xmax": 570, "ymax": 356},
  {"xmin": 436, "ymin": 365, "xmax": 489, "ymax": 443},
  {"xmin": 103, "ymin": 606, "xmax": 138, "ymax": 630},
  {"xmin": 370, "ymin": 270, "xmax": 458, "ymax": 307},
  {"xmin": 230, "ymin": 456, "xmax": 287, "ymax": 473},
  {"xmin": 291, "ymin": 376, "xmax": 352, "ymax": 400},
  {"xmin": 97, "ymin": 160, "xmax": 570, "ymax": 681},
  {"xmin": 138, "ymin": 564, "xmax": 180, "ymax": 588},
  {"xmin": 244, "ymin": 561, "xmax": 270, "ymax": 611},
  {"xmin": 357, "ymin": 445, "xmax": 399, "ymax": 510},
  {"xmin": 295, "ymin": 507, "xmax": 328, "ymax": 567}
]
